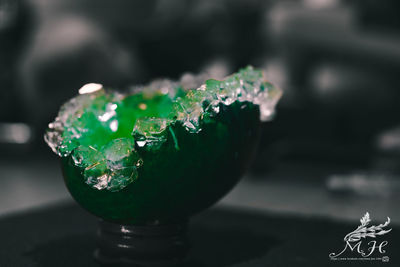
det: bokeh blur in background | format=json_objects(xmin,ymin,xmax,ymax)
[{"xmin": 1, "ymin": 0, "xmax": 400, "ymax": 223}]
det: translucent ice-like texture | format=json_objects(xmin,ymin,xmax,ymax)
[
  {"xmin": 45, "ymin": 66, "xmax": 282, "ymax": 192},
  {"xmin": 70, "ymin": 138, "xmax": 141, "ymax": 192},
  {"xmin": 132, "ymin": 118, "xmax": 173, "ymax": 150}
]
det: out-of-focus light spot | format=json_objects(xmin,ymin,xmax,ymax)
[
  {"xmin": 202, "ymin": 59, "xmax": 229, "ymax": 80},
  {"xmin": 312, "ymin": 64, "xmax": 338, "ymax": 94},
  {"xmin": 160, "ymin": 87, "xmax": 169, "ymax": 95},
  {"xmin": 303, "ymin": 0, "xmax": 338, "ymax": 9},
  {"xmin": 377, "ymin": 127, "xmax": 400, "ymax": 152},
  {"xmin": 79, "ymin": 83, "xmax": 103, "ymax": 94},
  {"xmin": 263, "ymin": 59, "xmax": 287, "ymax": 89},
  {"xmin": 109, "ymin": 120, "xmax": 118, "ymax": 132},
  {"xmin": 0, "ymin": 123, "xmax": 32, "ymax": 144},
  {"xmin": 138, "ymin": 103, "xmax": 147, "ymax": 110}
]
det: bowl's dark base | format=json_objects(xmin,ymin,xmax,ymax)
[{"xmin": 94, "ymin": 220, "xmax": 189, "ymax": 266}]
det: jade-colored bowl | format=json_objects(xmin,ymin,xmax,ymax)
[
  {"xmin": 46, "ymin": 66, "xmax": 282, "ymax": 231},
  {"xmin": 61, "ymin": 101, "xmax": 261, "ymax": 225}
]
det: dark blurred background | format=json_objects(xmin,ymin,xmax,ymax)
[{"xmin": 1, "ymin": 0, "xmax": 400, "ymax": 224}]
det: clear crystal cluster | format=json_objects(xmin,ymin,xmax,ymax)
[{"xmin": 45, "ymin": 66, "xmax": 282, "ymax": 192}]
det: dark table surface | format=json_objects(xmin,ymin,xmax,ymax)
[{"xmin": 0, "ymin": 202, "xmax": 398, "ymax": 267}]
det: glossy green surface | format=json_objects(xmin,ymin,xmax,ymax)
[
  {"xmin": 62, "ymin": 101, "xmax": 261, "ymax": 224},
  {"xmin": 45, "ymin": 66, "xmax": 282, "ymax": 224}
]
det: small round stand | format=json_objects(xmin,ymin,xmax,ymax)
[{"xmin": 94, "ymin": 220, "xmax": 189, "ymax": 266}]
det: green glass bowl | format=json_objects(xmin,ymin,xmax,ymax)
[
  {"xmin": 46, "ymin": 66, "xmax": 282, "ymax": 264},
  {"xmin": 61, "ymin": 101, "xmax": 261, "ymax": 225}
]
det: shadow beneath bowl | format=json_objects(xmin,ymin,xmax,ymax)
[
  {"xmin": 24, "ymin": 208, "xmax": 279, "ymax": 267},
  {"xmin": 184, "ymin": 222, "xmax": 279, "ymax": 267}
]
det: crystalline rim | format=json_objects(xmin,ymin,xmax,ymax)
[{"xmin": 44, "ymin": 66, "xmax": 282, "ymax": 192}]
